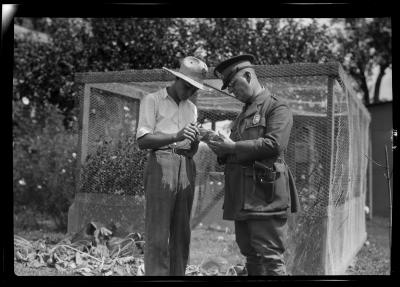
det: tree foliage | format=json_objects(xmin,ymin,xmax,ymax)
[
  {"xmin": 14, "ymin": 17, "xmax": 340, "ymax": 126},
  {"xmin": 332, "ymin": 18, "xmax": 392, "ymax": 104},
  {"xmin": 14, "ymin": 17, "xmax": 392, "ymax": 118}
]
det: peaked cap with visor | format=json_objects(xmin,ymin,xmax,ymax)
[{"xmin": 213, "ymin": 54, "xmax": 256, "ymax": 90}]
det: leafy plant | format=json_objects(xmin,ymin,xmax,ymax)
[
  {"xmin": 79, "ymin": 135, "xmax": 147, "ymax": 196},
  {"xmin": 13, "ymin": 99, "xmax": 78, "ymax": 230}
]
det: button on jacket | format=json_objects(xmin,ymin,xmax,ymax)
[{"xmin": 219, "ymin": 89, "xmax": 300, "ymax": 220}]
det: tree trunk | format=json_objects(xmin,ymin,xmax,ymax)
[{"xmin": 373, "ymin": 64, "xmax": 389, "ymax": 103}]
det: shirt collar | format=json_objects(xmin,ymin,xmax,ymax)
[
  {"xmin": 242, "ymin": 89, "xmax": 270, "ymax": 118},
  {"xmin": 163, "ymin": 87, "xmax": 188, "ymax": 105},
  {"xmin": 162, "ymin": 87, "xmax": 169, "ymax": 99}
]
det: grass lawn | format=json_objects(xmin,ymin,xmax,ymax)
[{"xmin": 345, "ymin": 216, "xmax": 390, "ymax": 275}]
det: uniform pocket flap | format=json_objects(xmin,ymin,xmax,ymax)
[{"xmin": 244, "ymin": 117, "xmax": 266, "ymax": 129}]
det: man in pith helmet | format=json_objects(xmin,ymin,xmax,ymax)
[{"xmin": 137, "ymin": 56, "xmax": 208, "ymax": 276}]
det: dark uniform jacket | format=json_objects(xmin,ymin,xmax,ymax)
[{"xmin": 219, "ymin": 89, "xmax": 300, "ymax": 220}]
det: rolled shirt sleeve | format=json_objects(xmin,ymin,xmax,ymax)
[{"xmin": 136, "ymin": 94, "xmax": 156, "ymax": 140}]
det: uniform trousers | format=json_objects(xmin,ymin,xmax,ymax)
[
  {"xmin": 234, "ymin": 215, "xmax": 288, "ymax": 275},
  {"xmin": 143, "ymin": 150, "xmax": 196, "ymax": 276}
]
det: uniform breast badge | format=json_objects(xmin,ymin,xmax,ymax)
[{"xmin": 253, "ymin": 113, "xmax": 261, "ymax": 125}]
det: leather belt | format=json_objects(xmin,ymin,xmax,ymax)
[
  {"xmin": 226, "ymin": 157, "xmax": 284, "ymax": 166},
  {"xmin": 152, "ymin": 147, "xmax": 191, "ymax": 157}
]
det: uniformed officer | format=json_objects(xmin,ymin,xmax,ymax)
[
  {"xmin": 136, "ymin": 56, "xmax": 208, "ymax": 275},
  {"xmin": 207, "ymin": 54, "xmax": 300, "ymax": 275}
]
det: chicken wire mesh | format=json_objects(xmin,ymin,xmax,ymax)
[{"xmin": 70, "ymin": 62, "xmax": 371, "ymax": 275}]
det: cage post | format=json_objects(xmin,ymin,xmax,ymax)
[
  {"xmin": 73, "ymin": 84, "xmax": 87, "ymax": 195},
  {"xmin": 321, "ymin": 76, "xmax": 336, "ymax": 274},
  {"xmin": 67, "ymin": 83, "xmax": 91, "ymax": 234},
  {"xmin": 367, "ymin": 128, "xmax": 373, "ymax": 219},
  {"xmin": 80, "ymin": 84, "xmax": 91, "ymax": 166}
]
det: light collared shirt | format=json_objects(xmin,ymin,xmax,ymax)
[{"xmin": 136, "ymin": 88, "xmax": 197, "ymax": 149}]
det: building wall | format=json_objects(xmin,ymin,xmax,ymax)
[{"xmin": 367, "ymin": 102, "xmax": 393, "ymax": 218}]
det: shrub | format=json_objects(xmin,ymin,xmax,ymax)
[
  {"xmin": 13, "ymin": 99, "xmax": 79, "ymax": 230},
  {"xmin": 79, "ymin": 136, "xmax": 147, "ymax": 196}
]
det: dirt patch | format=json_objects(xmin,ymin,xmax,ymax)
[
  {"xmin": 189, "ymin": 226, "xmax": 244, "ymax": 267},
  {"xmin": 13, "ymin": 216, "xmax": 390, "ymax": 276}
]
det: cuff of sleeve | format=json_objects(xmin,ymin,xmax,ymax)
[
  {"xmin": 233, "ymin": 140, "xmax": 249, "ymax": 154},
  {"xmin": 136, "ymin": 128, "xmax": 153, "ymax": 140}
]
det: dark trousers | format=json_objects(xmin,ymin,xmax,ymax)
[
  {"xmin": 143, "ymin": 151, "xmax": 196, "ymax": 276},
  {"xmin": 234, "ymin": 216, "xmax": 288, "ymax": 275}
]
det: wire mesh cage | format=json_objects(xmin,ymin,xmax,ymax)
[{"xmin": 68, "ymin": 62, "xmax": 371, "ymax": 275}]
